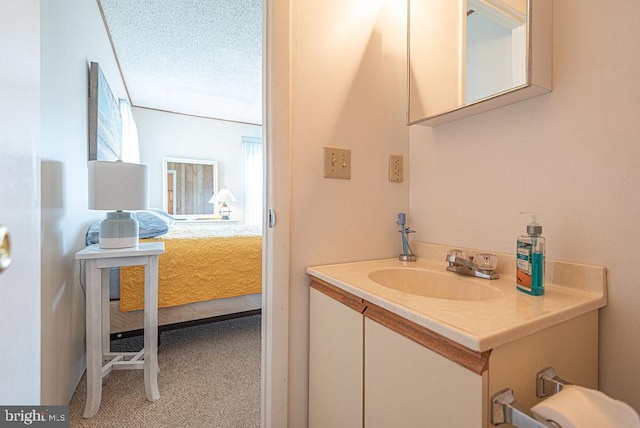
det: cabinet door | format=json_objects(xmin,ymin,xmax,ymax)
[
  {"xmin": 309, "ymin": 288, "xmax": 364, "ymax": 428},
  {"xmin": 364, "ymin": 318, "xmax": 483, "ymax": 428}
]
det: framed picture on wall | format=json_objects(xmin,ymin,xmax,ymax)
[
  {"xmin": 88, "ymin": 61, "xmax": 122, "ymax": 161},
  {"xmin": 162, "ymin": 157, "xmax": 219, "ymax": 218}
]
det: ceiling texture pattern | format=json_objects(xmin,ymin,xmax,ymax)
[{"xmin": 99, "ymin": 0, "xmax": 263, "ymax": 125}]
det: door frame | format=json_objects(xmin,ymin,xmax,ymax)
[{"xmin": 261, "ymin": 0, "xmax": 291, "ymax": 426}]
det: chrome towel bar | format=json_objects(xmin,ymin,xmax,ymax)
[
  {"xmin": 492, "ymin": 366, "xmax": 571, "ymax": 427},
  {"xmin": 491, "ymin": 388, "xmax": 560, "ymax": 428}
]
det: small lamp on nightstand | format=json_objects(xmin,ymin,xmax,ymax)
[
  {"xmin": 208, "ymin": 188, "xmax": 237, "ymax": 220},
  {"xmin": 88, "ymin": 160, "xmax": 149, "ymax": 248}
]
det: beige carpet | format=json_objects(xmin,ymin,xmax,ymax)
[{"xmin": 69, "ymin": 315, "xmax": 261, "ymax": 427}]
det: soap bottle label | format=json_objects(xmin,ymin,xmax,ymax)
[{"xmin": 516, "ymin": 240, "xmax": 533, "ymax": 291}]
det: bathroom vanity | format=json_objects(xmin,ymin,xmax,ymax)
[{"xmin": 307, "ymin": 244, "xmax": 606, "ymax": 427}]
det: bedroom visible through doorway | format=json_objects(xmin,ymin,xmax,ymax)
[{"xmin": 93, "ymin": 0, "xmax": 267, "ymax": 423}]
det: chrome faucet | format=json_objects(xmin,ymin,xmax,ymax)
[{"xmin": 446, "ymin": 251, "xmax": 499, "ymax": 280}]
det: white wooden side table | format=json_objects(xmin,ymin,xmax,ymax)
[{"xmin": 75, "ymin": 242, "xmax": 165, "ymax": 418}]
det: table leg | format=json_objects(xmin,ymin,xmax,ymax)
[
  {"xmin": 84, "ymin": 260, "xmax": 103, "ymax": 418},
  {"xmin": 144, "ymin": 256, "xmax": 160, "ymax": 401},
  {"xmin": 101, "ymin": 268, "xmax": 111, "ymax": 385},
  {"xmin": 101, "ymin": 268, "xmax": 111, "ymax": 351}
]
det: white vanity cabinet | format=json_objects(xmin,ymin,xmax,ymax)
[
  {"xmin": 364, "ymin": 317, "xmax": 484, "ymax": 427},
  {"xmin": 309, "ymin": 277, "xmax": 599, "ymax": 428},
  {"xmin": 309, "ymin": 287, "xmax": 363, "ymax": 427}
]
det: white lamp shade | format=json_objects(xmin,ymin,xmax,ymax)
[
  {"xmin": 208, "ymin": 188, "xmax": 237, "ymax": 204},
  {"xmin": 88, "ymin": 160, "xmax": 149, "ymax": 210}
]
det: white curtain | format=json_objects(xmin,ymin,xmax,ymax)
[
  {"xmin": 119, "ymin": 99, "xmax": 140, "ymax": 163},
  {"xmin": 242, "ymin": 136, "xmax": 263, "ymax": 226}
]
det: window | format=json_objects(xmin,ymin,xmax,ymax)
[
  {"xmin": 242, "ymin": 136, "xmax": 263, "ymax": 226},
  {"xmin": 119, "ymin": 99, "xmax": 140, "ymax": 163}
]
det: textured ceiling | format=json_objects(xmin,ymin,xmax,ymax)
[{"xmin": 99, "ymin": 0, "xmax": 262, "ymax": 124}]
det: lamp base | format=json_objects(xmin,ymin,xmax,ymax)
[
  {"xmin": 98, "ymin": 211, "xmax": 139, "ymax": 249},
  {"xmin": 219, "ymin": 202, "xmax": 231, "ymax": 220}
]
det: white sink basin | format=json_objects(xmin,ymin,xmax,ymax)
[{"xmin": 367, "ymin": 268, "xmax": 503, "ymax": 301}]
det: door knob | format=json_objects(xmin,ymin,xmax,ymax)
[{"xmin": 0, "ymin": 225, "xmax": 11, "ymax": 273}]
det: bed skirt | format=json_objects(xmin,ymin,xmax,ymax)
[{"xmin": 110, "ymin": 293, "xmax": 262, "ymax": 334}]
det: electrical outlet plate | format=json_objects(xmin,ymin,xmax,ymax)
[
  {"xmin": 323, "ymin": 146, "xmax": 351, "ymax": 179},
  {"xmin": 389, "ymin": 154, "xmax": 403, "ymax": 182}
]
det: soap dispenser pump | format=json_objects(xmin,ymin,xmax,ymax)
[{"xmin": 516, "ymin": 212, "xmax": 545, "ymax": 296}]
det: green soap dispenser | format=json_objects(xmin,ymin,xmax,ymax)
[{"xmin": 516, "ymin": 212, "xmax": 545, "ymax": 296}]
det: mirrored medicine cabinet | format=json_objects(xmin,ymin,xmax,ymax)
[{"xmin": 408, "ymin": 0, "xmax": 552, "ymax": 127}]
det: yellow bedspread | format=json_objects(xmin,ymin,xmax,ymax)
[{"xmin": 119, "ymin": 224, "xmax": 262, "ymax": 312}]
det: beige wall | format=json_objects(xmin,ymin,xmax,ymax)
[
  {"xmin": 410, "ymin": 0, "xmax": 640, "ymax": 411},
  {"xmin": 288, "ymin": 0, "xmax": 409, "ymax": 425}
]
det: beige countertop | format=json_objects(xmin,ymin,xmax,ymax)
[{"xmin": 306, "ymin": 243, "xmax": 607, "ymax": 352}]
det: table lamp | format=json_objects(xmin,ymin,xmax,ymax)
[
  {"xmin": 88, "ymin": 160, "xmax": 149, "ymax": 248},
  {"xmin": 208, "ymin": 188, "xmax": 237, "ymax": 220}
]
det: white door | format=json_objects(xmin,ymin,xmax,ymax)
[{"xmin": 0, "ymin": 0, "xmax": 42, "ymax": 404}]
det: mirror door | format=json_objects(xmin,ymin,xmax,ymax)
[{"xmin": 408, "ymin": 0, "xmax": 552, "ymax": 127}]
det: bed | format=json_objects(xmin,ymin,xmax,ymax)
[{"xmin": 93, "ymin": 219, "xmax": 262, "ymax": 337}]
